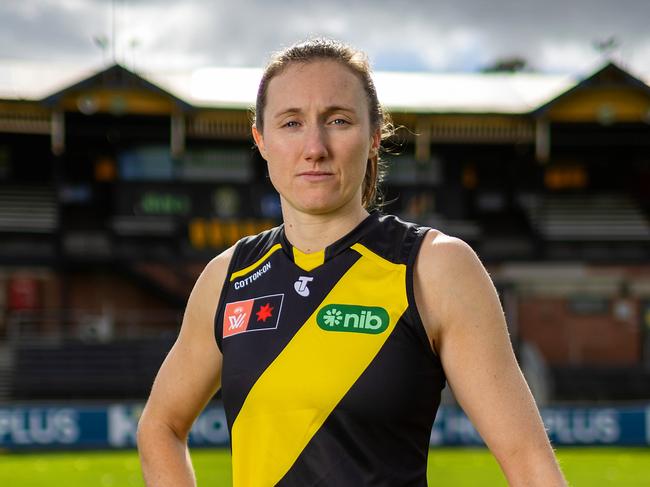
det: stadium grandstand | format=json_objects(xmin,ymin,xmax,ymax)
[{"xmin": 0, "ymin": 57, "xmax": 648, "ymax": 415}]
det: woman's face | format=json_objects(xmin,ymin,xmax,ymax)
[{"xmin": 253, "ymin": 60, "xmax": 380, "ymax": 216}]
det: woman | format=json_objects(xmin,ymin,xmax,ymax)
[{"xmin": 137, "ymin": 39, "xmax": 566, "ymax": 486}]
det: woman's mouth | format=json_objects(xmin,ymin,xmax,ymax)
[{"xmin": 297, "ymin": 171, "xmax": 334, "ymax": 182}]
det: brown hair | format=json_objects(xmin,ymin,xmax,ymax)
[{"xmin": 254, "ymin": 38, "xmax": 392, "ymax": 209}]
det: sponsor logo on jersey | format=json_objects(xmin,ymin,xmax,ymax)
[
  {"xmin": 293, "ymin": 276, "xmax": 314, "ymax": 297},
  {"xmin": 233, "ymin": 261, "xmax": 272, "ymax": 290},
  {"xmin": 316, "ymin": 304, "xmax": 389, "ymax": 334},
  {"xmin": 223, "ymin": 294, "xmax": 284, "ymax": 338}
]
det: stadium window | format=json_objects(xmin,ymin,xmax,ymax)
[
  {"xmin": 476, "ymin": 192, "xmax": 506, "ymax": 212},
  {"xmin": 212, "ymin": 187, "xmax": 241, "ymax": 218},
  {"xmin": 224, "ymin": 221, "xmax": 241, "ymax": 245},
  {"xmin": 208, "ymin": 219, "xmax": 224, "ymax": 248},
  {"xmin": 403, "ymin": 192, "xmax": 436, "ymax": 221},
  {"xmin": 242, "ymin": 220, "xmax": 257, "ymax": 237},
  {"xmin": 138, "ymin": 191, "xmax": 191, "ymax": 216},
  {"xmin": 384, "ymin": 154, "xmax": 441, "ymax": 185},
  {"xmin": 118, "ymin": 145, "xmax": 174, "ymax": 181},
  {"xmin": 190, "ymin": 219, "xmax": 277, "ymax": 249},
  {"xmin": 462, "ymin": 164, "xmax": 478, "ymax": 189},
  {"xmin": 544, "ymin": 165, "xmax": 588, "ymax": 190},
  {"xmin": 179, "ymin": 147, "xmax": 252, "ymax": 182},
  {"xmin": 94, "ymin": 156, "xmax": 117, "ymax": 182},
  {"xmin": 189, "ymin": 218, "xmax": 207, "ymax": 249}
]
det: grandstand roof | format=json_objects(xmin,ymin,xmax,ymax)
[
  {"xmin": 533, "ymin": 62, "xmax": 650, "ymax": 116},
  {"xmin": 42, "ymin": 64, "xmax": 192, "ymax": 110},
  {"xmin": 1, "ymin": 59, "xmax": 648, "ymax": 115}
]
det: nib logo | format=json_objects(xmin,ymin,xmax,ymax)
[
  {"xmin": 223, "ymin": 294, "xmax": 284, "ymax": 338},
  {"xmin": 316, "ymin": 304, "xmax": 389, "ymax": 334},
  {"xmin": 322, "ymin": 308, "xmax": 343, "ymax": 326}
]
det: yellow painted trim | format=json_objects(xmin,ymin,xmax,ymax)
[
  {"xmin": 230, "ymin": 250, "xmax": 407, "ymax": 486},
  {"xmin": 229, "ymin": 243, "xmax": 282, "ymax": 281},
  {"xmin": 292, "ymin": 247, "xmax": 325, "ymax": 271},
  {"xmin": 60, "ymin": 88, "xmax": 176, "ymax": 115},
  {"xmin": 546, "ymin": 87, "xmax": 650, "ymax": 122}
]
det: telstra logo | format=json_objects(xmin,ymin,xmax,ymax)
[{"xmin": 316, "ymin": 304, "xmax": 389, "ymax": 334}]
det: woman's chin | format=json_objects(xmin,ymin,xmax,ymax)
[
  {"xmin": 284, "ymin": 195, "xmax": 352, "ymax": 216},
  {"xmin": 297, "ymin": 201, "xmax": 340, "ymax": 215}
]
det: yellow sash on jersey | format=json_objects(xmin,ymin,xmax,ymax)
[{"xmin": 230, "ymin": 243, "xmax": 408, "ymax": 486}]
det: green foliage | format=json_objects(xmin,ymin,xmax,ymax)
[{"xmin": 0, "ymin": 447, "xmax": 648, "ymax": 486}]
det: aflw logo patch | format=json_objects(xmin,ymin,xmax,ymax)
[{"xmin": 223, "ymin": 294, "xmax": 284, "ymax": 338}]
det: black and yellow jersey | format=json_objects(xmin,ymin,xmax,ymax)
[{"xmin": 215, "ymin": 211, "xmax": 446, "ymax": 486}]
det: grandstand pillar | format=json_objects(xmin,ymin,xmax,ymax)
[
  {"xmin": 171, "ymin": 110, "xmax": 185, "ymax": 159},
  {"xmin": 642, "ymin": 300, "xmax": 650, "ymax": 370},
  {"xmin": 415, "ymin": 118, "xmax": 431, "ymax": 161},
  {"xmin": 50, "ymin": 110, "xmax": 65, "ymax": 156},
  {"xmin": 535, "ymin": 117, "xmax": 550, "ymax": 163}
]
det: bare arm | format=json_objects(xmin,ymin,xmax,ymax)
[
  {"xmin": 414, "ymin": 232, "xmax": 566, "ymax": 486},
  {"xmin": 137, "ymin": 246, "xmax": 235, "ymax": 487}
]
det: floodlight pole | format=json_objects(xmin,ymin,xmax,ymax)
[{"xmin": 111, "ymin": 0, "xmax": 117, "ymax": 63}]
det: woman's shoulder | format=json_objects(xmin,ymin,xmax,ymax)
[
  {"xmin": 413, "ymin": 229, "xmax": 495, "ymax": 350},
  {"xmin": 419, "ymin": 230, "xmax": 493, "ymax": 318},
  {"xmin": 416, "ymin": 228, "xmax": 481, "ymax": 274},
  {"xmin": 192, "ymin": 244, "xmax": 239, "ymax": 301}
]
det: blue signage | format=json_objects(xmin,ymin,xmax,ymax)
[
  {"xmin": 429, "ymin": 406, "xmax": 650, "ymax": 447},
  {"xmin": 0, "ymin": 404, "xmax": 648, "ymax": 450}
]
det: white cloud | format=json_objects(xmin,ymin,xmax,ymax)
[
  {"xmin": 1, "ymin": 0, "xmax": 650, "ymax": 75},
  {"xmin": 537, "ymin": 41, "xmax": 603, "ymax": 74}
]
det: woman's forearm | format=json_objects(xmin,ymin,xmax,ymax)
[
  {"xmin": 137, "ymin": 419, "xmax": 196, "ymax": 487},
  {"xmin": 498, "ymin": 442, "xmax": 567, "ymax": 487}
]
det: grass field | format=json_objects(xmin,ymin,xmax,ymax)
[{"xmin": 0, "ymin": 447, "xmax": 649, "ymax": 486}]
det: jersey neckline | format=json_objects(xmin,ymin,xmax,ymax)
[{"xmin": 279, "ymin": 210, "xmax": 380, "ymax": 271}]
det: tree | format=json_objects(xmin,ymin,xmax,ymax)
[{"xmin": 482, "ymin": 57, "xmax": 529, "ymax": 73}]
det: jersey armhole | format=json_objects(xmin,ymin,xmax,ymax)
[
  {"xmin": 214, "ymin": 240, "xmax": 244, "ymax": 352},
  {"xmin": 406, "ymin": 227, "xmax": 443, "ymax": 364}
]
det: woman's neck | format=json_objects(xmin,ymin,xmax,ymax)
[{"xmin": 282, "ymin": 203, "xmax": 369, "ymax": 254}]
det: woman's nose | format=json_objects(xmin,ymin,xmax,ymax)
[{"xmin": 302, "ymin": 126, "xmax": 329, "ymax": 161}]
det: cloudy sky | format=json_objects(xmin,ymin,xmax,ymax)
[{"xmin": 1, "ymin": 0, "xmax": 649, "ymax": 75}]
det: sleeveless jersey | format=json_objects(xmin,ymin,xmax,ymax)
[{"xmin": 215, "ymin": 211, "xmax": 446, "ymax": 486}]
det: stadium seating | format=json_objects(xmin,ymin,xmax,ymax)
[
  {"xmin": 12, "ymin": 337, "xmax": 174, "ymax": 399},
  {"xmin": 521, "ymin": 193, "xmax": 649, "ymax": 241},
  {"xmin": 0, "ymin": 185, "xmax": 57, "ymax": 233}
]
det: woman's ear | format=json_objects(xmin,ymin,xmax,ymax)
[
  {"xmin": 369, "ymin": 128, "xmax": 381, "ymax": 157},
  {"xmin": 252, "ymin": 124, "xmax": 266, "ymax": 158}
]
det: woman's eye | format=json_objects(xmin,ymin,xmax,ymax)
[{"xmin": 330, "ymin": 118, "xmax": 349, "ymax": 125}]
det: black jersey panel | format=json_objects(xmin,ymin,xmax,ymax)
[
  {"xmin": 278, "ymin": 412, "xmax": 429, "ymax": 487},
  {"xmin": 359, "ymin": 213, "xmax": 423, "ymax": 265},
  {"xmin": 214, "ymin": 238, "xmax": 245, "ymax": 352},
  {"xmin": 233, "ymin": 225, "xmax": 284, "ymax": 271},
  {"xmin": 220, "ymin": 249, "xmax": 362, "ymax": 432},
  {"xmin": 214, "ymin": 226, "xmax": 283, "ymax": 352}
]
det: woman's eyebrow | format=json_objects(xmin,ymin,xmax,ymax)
[
  {"xmin": 323, "ymin": 105, "xmax": 356, "ymax": 115},
  {"xmin": 273, "ymin": 108, "xmax": 301, "ymax": 119},
  {"xmin": 273, "ymin": 105, "xmax": 357, "ymax": 119}
]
